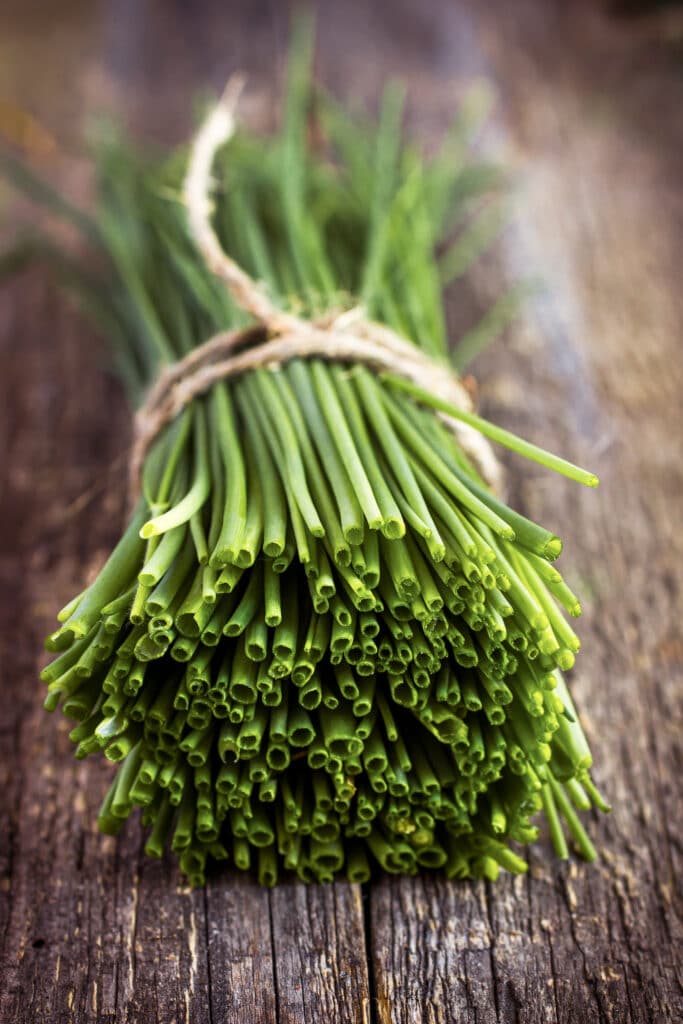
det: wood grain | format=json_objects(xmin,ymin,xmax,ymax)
[{"xmin": 0, "ymin": 1, "xmax": 681, "ymax": 1021}]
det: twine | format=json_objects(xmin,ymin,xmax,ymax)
[{"xmin": 130, "ymin": 77, "xmax": 503, "ymax": 498}]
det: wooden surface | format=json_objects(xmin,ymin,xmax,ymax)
[{"xmin": 1, "ymin": 1, "xmax": 682, "ymax": 1021}]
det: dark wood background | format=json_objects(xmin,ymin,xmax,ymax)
[{"xmin": 1, "ymin": 1, "xmax": 681, "ymax": 1021}]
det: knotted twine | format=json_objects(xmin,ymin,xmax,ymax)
[{"xmin": 129, "ymin": 77, "xmax": 503, "ymax": 501}]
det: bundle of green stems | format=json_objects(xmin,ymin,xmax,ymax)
[{"xmin": 11, "ymin": 31, "xmax": 609, "ymax": 887}]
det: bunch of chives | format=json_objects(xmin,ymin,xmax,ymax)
[{"xmin": 7, "ymin": 25, "xmax": 609, "ymax": 888}]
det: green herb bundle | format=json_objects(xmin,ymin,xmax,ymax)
[{"xmin": 10, "ymin": 29, "xmax": 609, "ymax": 887}]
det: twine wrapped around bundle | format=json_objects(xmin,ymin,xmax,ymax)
[{"xmin": 129, "ymin": 78, "xmax": 503, "ymax": 499}]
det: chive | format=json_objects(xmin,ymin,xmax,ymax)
[
  {"xmin": 236, "ymin": 387, "xmax": 288, "ymax": 558},
  {"xmin": 311, "ymin": 362, "xmax": 383, "ymax": 531},
  {"xmin": 141, "ymin": 407, "xmax": 210, "ymax": 538},
  {"xmin": 382, "ymin": 375, "xmax": 599, "ymax": 488},
  {"xmin": 287, "ymin": 360, "xmax": 363, "ymax": 548},
  {"xmin": 253, "ymin": 370, "xmax": 324, "ymax": 537},
  {"xmin": 210, "ymin": 384, "xmax": 247, "ymax": 565}
]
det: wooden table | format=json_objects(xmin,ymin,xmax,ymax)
[{"xmin": 1, "ymin": 1, "xmax": 681, "ymax": 1020}]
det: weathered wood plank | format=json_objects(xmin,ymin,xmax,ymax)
[
  {"xmin": 369, "ymin": 2, "xmax": 683, "ymax": 1021},
  {"xmin": 1, "ymin": 1, "xmax": 682, "ymax": 1022},
  {"xmin": 0, "ymin": 288, "xmax": 210, "ymax": 1024},
  {"xmin": 205, "ymin": 874, "xmax": 277, "ymax": 1024},
  {"xmin": 269, "ymin": 881, "xmax": 371, "ymax": 1023}
]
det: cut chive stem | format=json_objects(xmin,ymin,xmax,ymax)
[{"xmin": 381, "ymin": 375, "xmax": 599, "ymax": 488}]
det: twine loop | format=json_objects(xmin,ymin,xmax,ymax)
[{"xmin": 130, "ymin": 76, "xmax": 503, "ymax": 497}]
